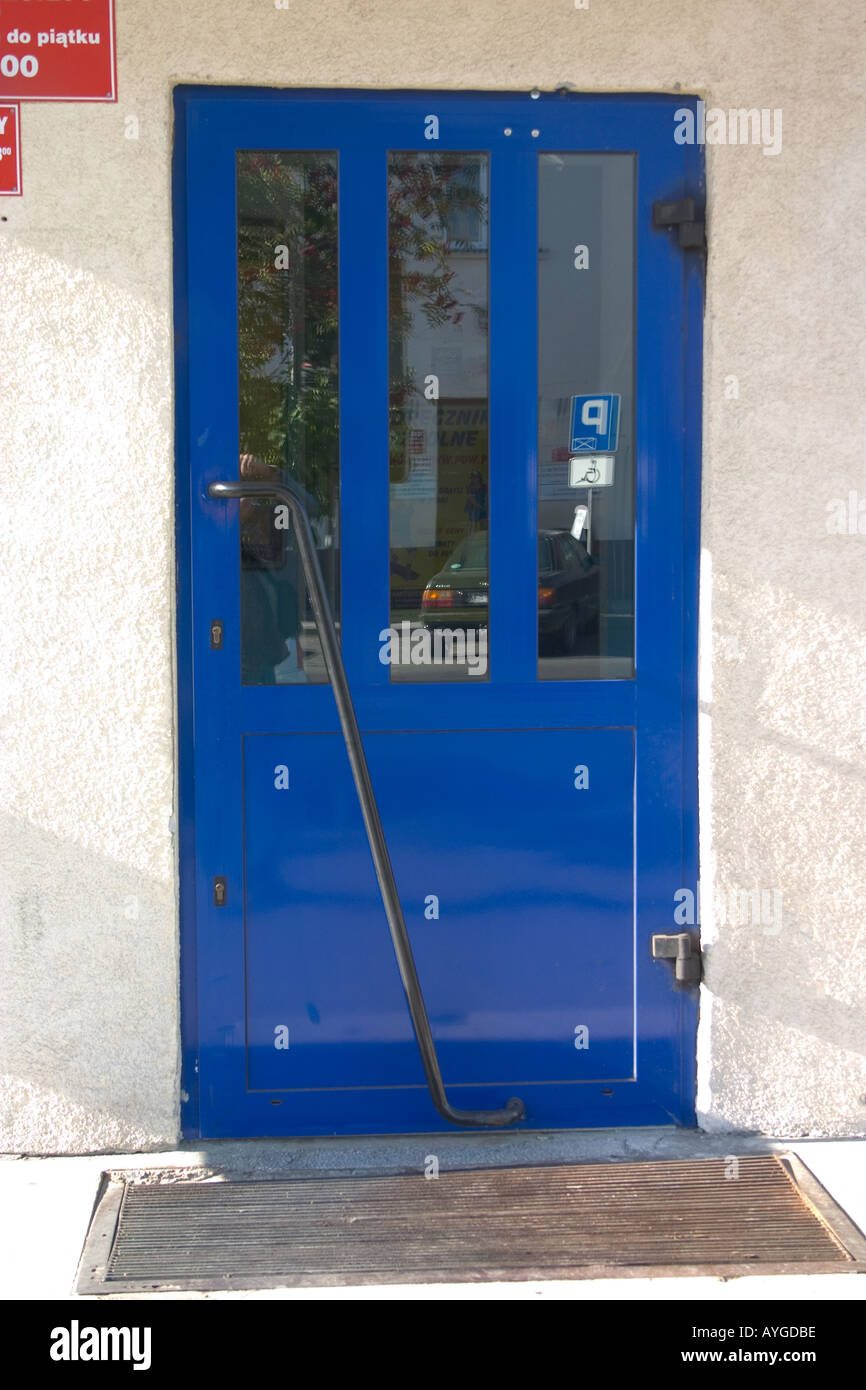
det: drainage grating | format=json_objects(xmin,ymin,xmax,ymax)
[{"xmin": 76, "ymin": 1154, "xmax": 866, "ymax": 1293}]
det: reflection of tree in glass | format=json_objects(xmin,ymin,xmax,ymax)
[
  {"xmin": 236, "ymin": 151, "xmax": 488, "ymax": 498},
  {"xmin": 388, "ymin": 155, "xmax": 488, "ymax": 480},
  {"xmin": 237, "ymin": 152, "xmax": 338, "ymax": 518}
]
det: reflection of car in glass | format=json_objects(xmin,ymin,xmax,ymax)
[
  {"xmin": 418, "ymin": 529, "xmax": 599, "ymax": 653},
  {"xmin": 419, "ymin": 532, "xmax": 490, "ymax": 631},
  {"xmin": 538, "ymin": 530, "xmax": 600, "ymax": 653}
]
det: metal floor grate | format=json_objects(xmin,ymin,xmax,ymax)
[{"xmin": 76, "ymin": 1154, "xmax": 866, "ymax": 1292}]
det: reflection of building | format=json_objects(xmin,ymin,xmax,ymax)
[
  {"xmin": 390, "ymin": 159, "xmax": 491, "ymax": 612},
  {"xmin": 538, "ymin": 156, "xmax": 634, "ymax": 617},
  {"xmin": 391, "ymin": 400, "xmax": 489, "ymax": 610},
  {"xmin": 389, "ymin": 154, "xmax": 635, "ymax": 649}
]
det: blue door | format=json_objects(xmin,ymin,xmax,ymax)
[{"xmin": 175, "ymin": 89, "xmax": 703, "ymax": 1137}]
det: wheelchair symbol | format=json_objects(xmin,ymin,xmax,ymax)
[{"xmin": 574, "ymin": 462, "xmax": 600, "ymax": 485}]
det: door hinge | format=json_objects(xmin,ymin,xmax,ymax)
[
  {"xmin": 652, "ymin": 197, "xmax": 705, "ymax": 250},
  {"xmin": 213, "ymin": 876, "xmax": 227, "ymax": 907},
  {"xmin": 651, "ymin": 931, "xmax": 702, "ymax": 984}
]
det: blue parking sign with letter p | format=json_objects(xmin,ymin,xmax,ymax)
[{"xmin": 569, "ymin": 394, "xmax": 621, "ymax": 453}]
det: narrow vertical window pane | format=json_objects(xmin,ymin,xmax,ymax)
[
  {"xmin": 537, "ymin": 154, "xmax": 635, "ymax": 680},
  {"xmin": 236, "ymin": 151, "xmax": 339, "ymax": 685},
  {"xmin": 387, "ymin": 152, "xmax": 490, "ymax": 683}
]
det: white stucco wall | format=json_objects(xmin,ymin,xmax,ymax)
[{"xmin": 1, "ymin": 0, "xmax": 863, "ymax": 1151}]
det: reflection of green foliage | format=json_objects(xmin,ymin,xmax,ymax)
[
  {"xmin": 237, "ymin": 151, "xmax": 488, "ymax": 497},
  {"xmin": 237, "ymin": 153, "xmax": 338, "ymax": 515},
  {"xmin": 388, "ymin": 154, "xmax": 487, "ymax": 478}
]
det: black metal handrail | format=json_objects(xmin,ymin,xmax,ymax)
[{"xmin": 208, "ymin": 478, "xmax": 525, "ymax": 1129}]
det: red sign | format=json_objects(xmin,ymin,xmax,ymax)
[
  {"xmin": 0, "ymin": 0, "xmax": 116, "ymax": 101},
  {"xmin": 0, "ymin": 101, "xmax": 21, "ymax": 193}
]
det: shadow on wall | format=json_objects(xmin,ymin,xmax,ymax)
[
  {"xmin": 696, "ymin": 548, "xmax": 866, "ymax": 1137},
  {"xmin": 0, "ymin": 241, "xmax": 178, "ymax": 1154},
  {"xmin": 0, "ymin": 812, "xmax": 179, "ymax": 1154}
]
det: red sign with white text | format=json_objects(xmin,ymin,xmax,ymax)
[
  {"xmin": 0, "ymin": 0, "xmax": 116, "ymax": 101},
  {"xmin": 0, "ymin": 101, "xmax": 21, "ymax": 193}
]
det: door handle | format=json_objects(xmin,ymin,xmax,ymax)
[{"xmin": 207, "ymin": 478, "xmax": 525, "ymax": 1129}]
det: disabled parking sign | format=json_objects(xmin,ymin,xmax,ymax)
[{"xmin": 569, "ymin": 394, "xmax": 620, "ymax": 453}]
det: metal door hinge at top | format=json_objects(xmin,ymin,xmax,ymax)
[
  {"xmin": 652, "ymin": 197, "xmax": 705, "ymax": 251},
  {"xmin": 206, "ymin": 477, "xmax": 525, "ymax": 1131}
]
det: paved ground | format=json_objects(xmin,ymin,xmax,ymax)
[{"xmin": 2, "ymin": 1128, "xmax": 864, "ymax": 1300}]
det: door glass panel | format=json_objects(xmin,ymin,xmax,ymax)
[
  {"xmin": 537, "ymin": 154, "xmax": 635, "ymax": 680},
  {"xmin": 236, "ymin": 151, "xmax": 339, "ymax": 685},
  {"xmin": 387, "ymin": 152, "xmax": 490, "ymax": 682}
]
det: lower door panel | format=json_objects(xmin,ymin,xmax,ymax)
[{"xmin": 242, "ymin": 728, "xmax": 635, "ymax": 1126}]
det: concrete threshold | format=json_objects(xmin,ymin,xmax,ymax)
[{"xmin": 2, "ymin": 1128, "xmax": 864, "ymax": 1299}]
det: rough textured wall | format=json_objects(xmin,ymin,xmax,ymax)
[{"xmin": 0, "ymin": 0, "xmax": 863, "ymax": 1151}]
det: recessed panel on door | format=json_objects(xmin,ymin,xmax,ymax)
[{"xmin": 244, "ymin": 729, "xmax": 635, "ymax": 1095}]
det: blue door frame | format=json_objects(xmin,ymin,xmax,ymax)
[{"xmin": 173, "ymin": 87, "xmax": 704, "ymax": 1138}]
